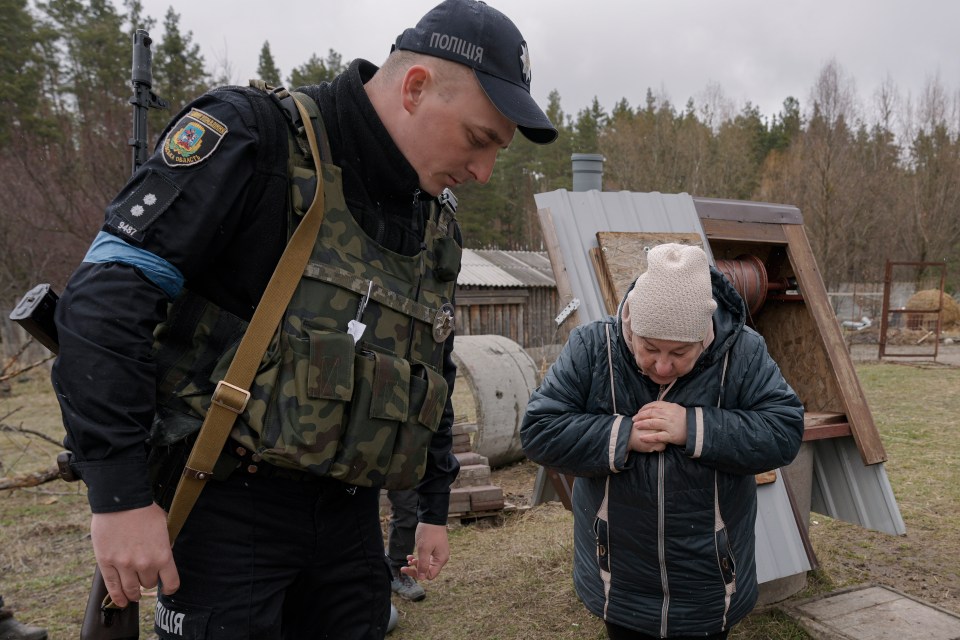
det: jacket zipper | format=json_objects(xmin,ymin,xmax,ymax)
[{"xmin": 657, "ymin": 382, "xmax": 670, "ymax": 637}]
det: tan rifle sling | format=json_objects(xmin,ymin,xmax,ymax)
[{"xmin": 165, "ymin": 92, "xmax": 327, "ymax": 541}]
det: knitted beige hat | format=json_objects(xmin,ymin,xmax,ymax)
[{"xmin": 627, "ymin": 243, "xmax": 717, "ymax": 342}]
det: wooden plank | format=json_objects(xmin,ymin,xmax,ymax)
[
  {"xmin": 547, "ymin": 468, "xmax": 574, "ymax": 511},
  {"xmin": 755, "ymin": 471, "xmax": 778, "ymax": 485},
  {"xmin": 783, "ymin": 224, "xmax": 886, "ymax": 464},
  {"xmin": 802, "ymin": 422, "xmax": 852, "ymax": 442},
  {"xmin": 538, "ymin": 206, "xmax": 580, "ymax": 333},
  {"xmin": 701, "ymin": 218, "xmax": 788, "ymax": 244},
  {"xmin": 804, "ymin": 412, "xmax": 847, "ymax": 427},
  {"xmin": 693, "ymin": 197, "xmax": 803, "ymax": 225},
  {"xmin": 456, "ymin": 295, "xmax": 529, "ymax": 306},
  {"xmin": 802, "ymin": 412, "xmax": 852, "ymax": 441},
  {"xmin": 589, "ymin": 247, "xmax": 618, "ymax": 315},
  {"xmin": 596, "ymin": 232, "xmax": 703, "ymax": 303}
]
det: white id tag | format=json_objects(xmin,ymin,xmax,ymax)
[{"xmin": 347, "ymin": 319, "xmax": 366, "ymax": 343}]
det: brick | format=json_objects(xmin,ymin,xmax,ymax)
[
  {"xmin": 448, "ymin": 488, "xmax": 472, "ymax": 514},
  {"xmin": 452, "ymin": 464, "xmax": 491, "ymax": 488},
  {"xmin": 470, "ymin": 498, "xmax": 505, "ymax": 512},
  {"xmin": 452, "ymin": 422, "xmax": 478, "ymax": 436},
  {"xmin": 455, "ymin": 452, "xmax": 485, "ymax": 466},
  {"xmin": 468, "ymin": 485, "xmax": 504, "ymax": 512},
  {"xmin": 451, "ymin": 433, "xmax": 472, "ymax": 453}
]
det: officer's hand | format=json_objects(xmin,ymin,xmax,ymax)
[
  {"xmin": 400, "ymin": 522, "xmax": 449, "ymax": 581},
  {"xmin": 91, "ymin": 503, "xmax": 180, "ymax": 608}
]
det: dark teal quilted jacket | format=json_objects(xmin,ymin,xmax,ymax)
[{"xmin": 521, "ymin": 268, "xmax": 804, "ymax": 637}]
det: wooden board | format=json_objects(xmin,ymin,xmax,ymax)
[
  {"xmin": 589, "ymin": 247, "xmax": 618, "ymax": 315},
  {"xmin": 782, "ymin": 224, "xmax": 886, "ymax": 465},
  {"xmin": 802, "ymin": 412, "xmax": 852, "ymax": 441},
  {"xmin": 756, "ymin": 301, "xmax": 846, "ymax": 414},
  {"xmin": 755, "ymin": 471, "xmax": 778, "ymax": 485},
  {"xmin": 596, "ymin": 232, "xmax": 703, "ymax": 304},
  {"xmin": 701, "ymin": 218, "xmax": 789, "ymax": 244},
  {"xmin": 538, "ymin": 206, "xmax": 580, "ymax": 337}
]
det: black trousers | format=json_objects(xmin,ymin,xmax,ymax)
[
  {"xmin": 606, "ymin": 621, "xmax": 731, "ymax": 640},
  {"xmin": 155, "ymin": 468, "xmax": 391, "ymax": 640},
  {"xmin": 385, "ymin": 489, "xmax": 419, "ymax": 572}
]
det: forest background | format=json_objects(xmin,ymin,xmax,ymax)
[{"xmin": 2, "ymin": 0, "xmax": 959, "ymax": 311}]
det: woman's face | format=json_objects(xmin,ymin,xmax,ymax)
[{"xmin": 631, "ymin": 334, "xmax": 704, "ymax": 385}]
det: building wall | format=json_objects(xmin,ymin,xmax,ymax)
[{"xmin": 455, "ymin": 286, "xmax": 560, "ymax": 349}]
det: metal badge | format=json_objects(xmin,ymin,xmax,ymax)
[{"xmin": 433, "ymin": 303, "xmax": 456, "ymax": 342}]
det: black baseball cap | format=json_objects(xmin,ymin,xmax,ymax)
[{"xmin": 393, "ymin": 0, "xmax": 558, "ymax": 144}]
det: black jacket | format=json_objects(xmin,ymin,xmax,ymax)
[{"xmin": 52, "ymin": 59, "xmax": 459, "ymax": 523}]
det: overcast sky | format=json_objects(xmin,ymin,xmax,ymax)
[{"xmin": 127, "ymin": 0, "xmax": 959, "ymax": 126}]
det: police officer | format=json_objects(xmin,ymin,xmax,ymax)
[{"xmin": 51, "ymin": 1, "xmax": 556, "ymax": 638}]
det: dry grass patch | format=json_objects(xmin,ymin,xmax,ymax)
[{"xmin": 2, "ymin": 359, "xmax": 958, "ymax": 638}]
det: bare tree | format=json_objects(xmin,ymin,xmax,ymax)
[{"xmin": 903, "ymin": 75, "xmax": 960, "ymax": 272}]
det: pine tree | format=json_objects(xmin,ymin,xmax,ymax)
[
  {"xmin": 150, "ymin": 6, "xmax": 209, "ymax": 135},
  {"xmin": 257, "ymin": 41, "xmax": 282, "ymax": 86},
  {"xmin": 289, "ymin": 48, "xmax": 347, "ymax": 87},
  {"xmin": 0, "ymin": 0, "xmax": 52, "ymax": 147}
]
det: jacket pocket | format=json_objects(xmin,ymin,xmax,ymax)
[
  {"xmin": 383, "ymin": 363, "xmax": 448, "ymax": 489},
  {"xmin": 328, "ymin": 349, "xmax": 409, "ymax": 486},
  {"xmin": 258, "ymin": 329, "xmax": 354, "ymax": 473},
  {"xmin": 594, "ymin": 516, "xmax": 611, "ymax": 573},
  {"xmin": 715, "ymin": 525, "xmax": 738, "ymax": 589}
]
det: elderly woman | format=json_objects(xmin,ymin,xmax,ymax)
[{"xmin": 521, "ymin": 243, "xmax": 804, "ymax": 640}]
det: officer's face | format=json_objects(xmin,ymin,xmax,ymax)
[{"xmin": 401, "ymin": 65, "xmax": 517, "ymax": 196}]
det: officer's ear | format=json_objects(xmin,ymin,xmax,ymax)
[{"xmin": 400, "ymin": 64, "xmax": 430, "ymax": 114}]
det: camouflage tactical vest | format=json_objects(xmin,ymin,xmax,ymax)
[{"xmin": 151, "ymin": 85, "xmax": 461, "ymax": 490}]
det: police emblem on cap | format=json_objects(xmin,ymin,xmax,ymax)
[
  {"xmin": 433, "ymin": 303, "xmax": 456, "ymax": 342},
  {"xmin": 519, "ymin": 42, "xmax": 531, "ymax": 86},
  {"xmin": 162, "ymin": 108, "xmax": 228, "ymax": 168}
]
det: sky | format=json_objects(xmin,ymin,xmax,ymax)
[{"xmin": 125, "ymin": 0, "xmax": 960, "ymax": 127}]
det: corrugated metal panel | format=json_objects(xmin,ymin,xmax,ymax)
[
  {"xmin": 755, "ymin": 470, "xmax": 813, "ymax": 582},
  {"xmin": 812, "ymin": 437, "xmax": 907, "ymax": 535},
  {"xmin": 533, "ymin": 190, "xmax": 713, "ymax": 323},
  {"xmin": 457, "ymin": 249, "xmax": 525, "ymax": 288},
  {"xmin": 472, "ymin": 250, "xmax": 556, "ymax": 287}
]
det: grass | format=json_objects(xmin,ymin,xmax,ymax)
[{"xmin": 2, "ymin": 359, "xmax": 959, "ymax": 639}]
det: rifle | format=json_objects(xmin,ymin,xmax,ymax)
[
  {"xmin": 130, "ymin": 29, "xmax": 169, "ymax": 172},
  {"xmin": 9, "ymin": 29, "xmax": 169, "ymax": 640},
  {"xmin": 9, "ymin": 28, "xmax": 168, "ymax": 351}
]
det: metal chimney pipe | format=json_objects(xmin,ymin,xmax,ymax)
[{"xmin": 571, "ymin": 153, "xmax": 604, "ymax": 192}]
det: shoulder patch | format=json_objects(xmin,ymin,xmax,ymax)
[
  {"xmin": 106, "ymin": 170, "xmax": 181, "ymax": 242},
  {"xmin": 162, "ymin": 108, "xmax": 229, "ymax": 168}
]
